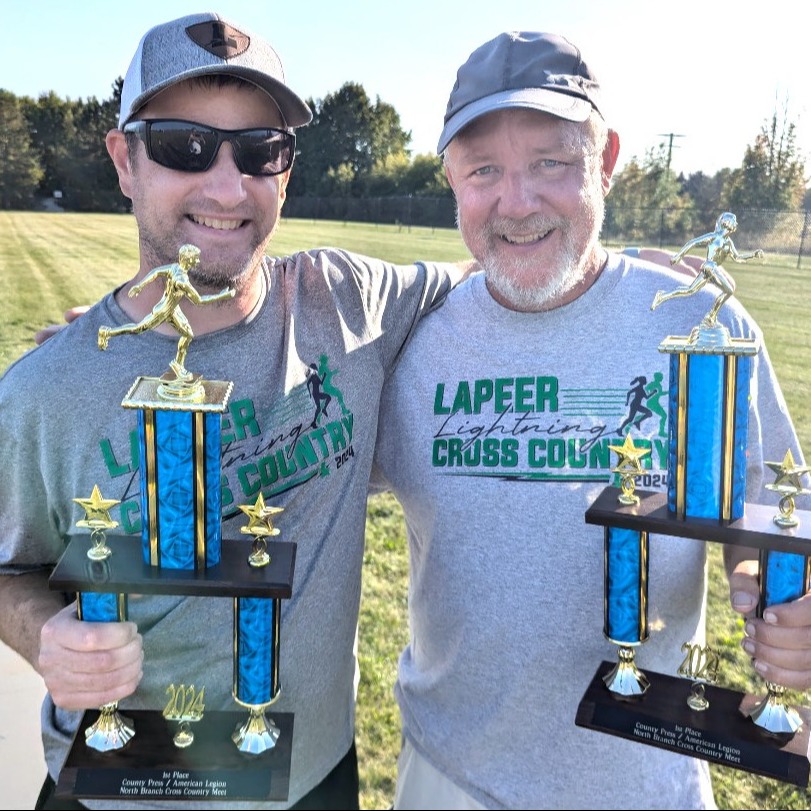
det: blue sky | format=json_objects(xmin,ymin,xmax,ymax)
[{"xmin": 2, "ymin": 0, "xmax": 808, "ymax": 180}]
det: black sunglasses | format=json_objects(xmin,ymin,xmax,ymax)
[{"xmin": 123, "ymin": 119, "xmax": 296, "ymax": 176}]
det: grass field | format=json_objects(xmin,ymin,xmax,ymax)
[{"xmin": 1, "ymin": 210, "xmax": 810, "ymax": 809}]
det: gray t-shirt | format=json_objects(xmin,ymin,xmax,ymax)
[{"xmin": 0, "ymin": 248, "xmax": 457, "ymax": 810}]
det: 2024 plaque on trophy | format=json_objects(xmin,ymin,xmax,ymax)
[
  {"xmin": 577, "ymin": 214, "xmax": 811, "ymax": 787},
  {"xmin": 49, "ymin": 245, "xmax": 297, "ymax": 802}
]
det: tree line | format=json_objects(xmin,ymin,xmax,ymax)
[{"xmin": 1, "ymin": 79, "xmax": 808, "ymax": 217}]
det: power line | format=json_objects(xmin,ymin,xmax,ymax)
[{"xmin": 657, "ymin": 133, "xmax": 685, "ymax": 172}]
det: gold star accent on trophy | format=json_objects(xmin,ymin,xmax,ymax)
[
  {"xmin": 239, "ymin": 493, "xmax": 284, "ymax": 537},
  {"xmin": 765, "ymin": 449, "xmax": 811, "ymax": 495},
  {"xmin": 73, "ymin": 485, "xmax": 120, "ymax": 529},
  {"xmin": 239, "ymin": 493, "xmax": 284, "ymax": 568},
  {"xmin": 765, "ymin": 449, "xmax": 810, "ymax": 529},
  {"xmin": 73, "ymin": 485, "xmax": 119, "ymax": 560},
  {"xmin": 608, "ymin": 435, "xmax": 651, "ymax": 506},
  {"xmin": 608, "ymin": 434, "xmax": 651, "ymax": 473}
]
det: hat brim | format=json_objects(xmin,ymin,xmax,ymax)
[
  {"xmin": 119, "ymin": 65, "xmax": 313, "ymax": 129},
  {"xmin": 436, "ymin": 88, "xmax": 593, "ymax": 154}
]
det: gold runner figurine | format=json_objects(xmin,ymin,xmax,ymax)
[
  {"xmin": 98, "ymin": 244, "xmax": 235, "ymax": 382},
  {"xmin": 651, "ymin": 212, "xmax": 763, "ymax": 329}
]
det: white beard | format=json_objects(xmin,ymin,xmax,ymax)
[{"xmin": 465, "ymin": 170, "xmax": 606, "ymax": 312}]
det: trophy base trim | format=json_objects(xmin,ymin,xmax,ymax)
[
  {"xmin": 658, "ymin": 334, "xmax": 760, "ymax": 356},
  {"xmin": 122, "ymin": 376, "xmax": 234, "ymax": 412},
  {"xmin": 55, "ymin": 709, "xmax": 294, "ymax": 801},
  {"xmin": 50, "ymin": 534, "xmax": 296, "ymax": 599},
  {"xmin": 575, "ymin": 661, "xmax": 811, "ymax": 787},
  {"xmin": 84, "ymin": 704, "xmax": 135, "ymax": 752},
  {"xmin": 603, "ymin": 651, "xmax": 651, "ymax": 697},
  {"xmin": 232, "ymin": 708, "xmax": 282, "ymax": 754},
  {"xmin": 585, "ymin": 487, "xmax": 811, "ymax": 557}
]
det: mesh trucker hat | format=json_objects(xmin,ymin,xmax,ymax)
[
  {"xmin": 437, "ymin": 31, "xmax": 602, "ymax": 154},
  {"xmin": 118, "ymin": 12, "xmax": 312, "ymax": 128}
]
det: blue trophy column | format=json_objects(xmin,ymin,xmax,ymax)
[
  {"xmin": 663, "ymin": 342, "xmax": 755, "ymax": 522},
  {"xmin": 122, "ymin": 374, "xmax": 232, "ymax": 572},
  {"xmin": 602, "ymin": 526, "xmax": 650, "ymax": 696},
  {"xmin": 137, "ymin": 408, "xmax": 222, "ymax": 569},
  {"xmin": 78, "ymin": 591, "xmax": 127, "ymax": 624},
  {"xmin": 604, "ymin": 527, "xmax": 649, "ymax": 645},
  {"xmin": 761, "ymin": 550, "xmax": 809, "ymax": 608},
  {"xmin": 234, "ymin": 597, "xmax": 281, "ymax": 706},
  {"xmin": 231, "ymin": 595, "xmax": 283, "ymax": 753}
]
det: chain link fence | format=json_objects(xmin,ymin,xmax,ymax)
[
  {"xmin": 283, "ymin": 195, "xmax": 458, "ymax": 230},
  {"xmin": 283, "ymin": 196, "xmax": 811, "ymax": 268}
]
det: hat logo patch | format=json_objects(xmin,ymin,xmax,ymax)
[{"xmin": 186, "ymin": 21, "xmax": 250, "ymax": 60}]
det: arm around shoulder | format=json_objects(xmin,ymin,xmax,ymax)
[
  {"xmin": 623, "ymin": 247, "xmax": 701, "ymax": 277},
  {"xmin": 34, "ymin": 305, "xmax": 92, "ymax": 346},
  {"xmin": 454, "ymin": 258, "xmax": 479, "ymax": 282}
]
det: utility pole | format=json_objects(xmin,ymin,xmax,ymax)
[{"xmin": 657, "ymin": 133, "xmax": 685, "ymax": 173}]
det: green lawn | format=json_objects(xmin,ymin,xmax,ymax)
[{"xmin": 1, "ymin": 210, "xmax": 809, "ymax": 809}]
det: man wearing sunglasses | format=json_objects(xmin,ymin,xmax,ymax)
[{"xmin": 0, "ymin": 11, "xmax": 470, "ymax": 811}]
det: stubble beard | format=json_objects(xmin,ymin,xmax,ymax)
[
  {"xmin": 463, "ymin": 174, "xmax": 606, "ymax": 312},
  {"xmin": 137, "ymin": 218, "xmax": 278, "ymax": 295}
]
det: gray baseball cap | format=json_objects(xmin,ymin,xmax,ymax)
[
  {"xmin": 437, "ymin": 31, "xmax": 602, "ymax": 154},
  {"xmin": 118, "ymin": 12, "xmax": 312, "ymax": 129}
]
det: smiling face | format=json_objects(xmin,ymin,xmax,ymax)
[
  {"xmin": 107, "ymin": 78, "xmax": 290, "ymax": 294},
  {"xmin": 444, "ymin": 108, "xmax": 619, "ymax": 312}
]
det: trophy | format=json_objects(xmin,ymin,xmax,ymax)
[
  {"xmin": 577, "ymin": 214, "xmax": 811, "ymax": 787},
  {"xmin": 48, "ymin": 246, "xmax": 297, "ymax": 802}
]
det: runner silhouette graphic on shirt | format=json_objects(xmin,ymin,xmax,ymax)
[
  {"xmin": 318, "ymin": 355, "xmax": 349, "ymax": 415},
  {"xmin": 617, "ymin": 375, "xmax": 654, "ymax": 436},
  {"xmin": 306, "ymin": 363, "xmax": 332, "ymax": 428},
  {"xmin": 644, "ymin": 371, "xmax": 669, "ymax": 436}
]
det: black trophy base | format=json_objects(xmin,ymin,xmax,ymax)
[
  {"xmin": 50, "ymin": 535, "xmax": 296, "ymax": 599},
  {"xmin": 576, "ymin": 661, "xmax": 811, "ymax": 787},
  {"xmin": 55, "ymin": 709, "xmax": 294, "ymax": 801}
]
